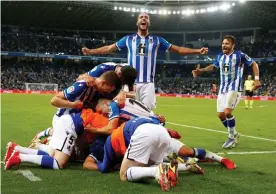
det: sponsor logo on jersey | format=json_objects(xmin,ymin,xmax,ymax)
[{"xmin": 67, "ymin": 86, "xmax": 74, "ymax": 93}]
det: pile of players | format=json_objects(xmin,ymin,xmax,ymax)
[{"xmin": 4, "ymin": 62, "xmax": 236, "ymax": 191}]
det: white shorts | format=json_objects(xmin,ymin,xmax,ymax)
[
  {"xmin": 135, "ymin": 83, "xmax": 156, "ymax": 110},
  {"xmin": 217, "ymin": 91, "xmax": 241, "ymax": 112},
  {"xmin": 49, "ymin": 115, "xmax": 77, "ymax": 156},
  {"xmin": 52, "ymin": 114, "xmax": 60, "ymax": 127},
  {"xmin": 125, "ymin": 123, "xmax": 171, "ymax": 164}
]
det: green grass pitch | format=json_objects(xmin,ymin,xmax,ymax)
[{"xmin": 1, "ymin": 94, "xmax": 276, "ymax": 193}]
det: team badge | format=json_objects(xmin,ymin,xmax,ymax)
[{"xmin": 67, "ymin": 86, "xmax": 74, "ymax": 93}]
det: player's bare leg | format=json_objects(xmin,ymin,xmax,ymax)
[{"xmin": 83, "ymin": 156, "xmax": 98, "ymax": 170}]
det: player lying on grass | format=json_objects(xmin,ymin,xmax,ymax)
[
  {"xmin": 31, "ymin": 66, "xmax": 136, "ymax": 144},
  {"xmin": 83, "ymin": 117, "xmax": 235, "ymax": 174},
  {"xmin": 4, "ymin": 109, "xmax": 109, "ymax": 170}
]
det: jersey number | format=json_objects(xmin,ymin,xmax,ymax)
[{"xmin": 129, "ymin": 99, "xmax": 151, "ymax": 113}]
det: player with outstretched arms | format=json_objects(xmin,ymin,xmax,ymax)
[
  {"xmin": 192, "ymin": 35, "xmax": 261, "ymax": 149},
  {"xmin": 82, "ymin": 12, "xmax": 208, "ymax": 110}
]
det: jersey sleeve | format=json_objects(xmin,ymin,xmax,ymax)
[
  {"xmin": 87, "ymin": 64, "xmax": 105, "ymax": 77},
  {"xmin": 108, "ymin": 101, "xmax": 120, "ymax": 120},
  {"xmin": 241, "ymin": 52, "xmax": 254, "ymax": 66},
  {"xmin": 63, "ymin": 81, "xmax": 87, "ymax": 102},
  {"xmin": 115, "ymin": 36, "xmax": 128, "ymax": 51},
  {"xmin": 158, "ymin": 37, "xmax": 172, "ymax": 51},
  {"xmin": 213, "ymin": 54, "xmax": 220, "ymax": 68}
]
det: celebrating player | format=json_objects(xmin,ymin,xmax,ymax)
[
  {"xmin": 30, "ymin": 71, "xmax": 122, "ymax": 146},
  {"xmin": 82, "ymin": 12, "xmax": 208, "ymax": 110},
  {"xmin": 244, "ymin": 75, "xmax": 255, "ymax": 109},
  {"xmin": 192, "ymin": 35, "xmax": 261, "ymax": 149}
]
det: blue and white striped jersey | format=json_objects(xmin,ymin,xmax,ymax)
[
  {"xmin": 87, "ymin": 62, "xmax": 128, "ymax": 77},
  {"xmin": 56, "ymin": 81, "xmax": 97, "ymax": 117},
  {"xmin": 116, "ymin": 34, "xmax": 171, "ymax": 83},
  {"xmin": 214, "ymin": 51, "xmax": 254, "ymax": 93}
]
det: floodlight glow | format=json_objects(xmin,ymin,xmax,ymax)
[
  {"xmin": 232, "ymin": 3, "xmax": 235, "ymax": 6},
  {"xmin": 196, "ymin": 9, "xmax": 200, "ymax": 13},
  {"xmin": 159, "ymin": 10, "xmax": 162, "ymax": 14},
  {"xmin": 168, "ymin": 11, "xmax": 171, "ymax": 14},
  {"xmin": 145, "ymin": 9, "xmax": 149, "ymax": 13},
  {"xmin": 123, "ymin": 7, "xmax": 127, "ymax": 11},
  {"xmin": 173, "ymin": 11, "xmax": 176, "ymax": 14},
  {"xmin": 132, "ymin": 8, "xmax": 136, "ymax": 12},
  {"xmin": 177, "ymin": 11, "xmax": 180, "ymax": 14},
  {"xmin": 200, "ymin": 9, "xmax": 206, "ymax": 13},
  {"xmin": 220, "ymin": 4, "xmax": 230, "ymax": 11},
  {"xmin": 182, "ymin": 10, "xmax": 185, "ymax": 15},
  {"xmin": 141, "ymin": 8, "xmax": 145, "ymax": 12},
  {"xmin": 114, "ymin": 6, "xmax": 118, "ymax": 10},
  {"xmin": 119, "ymin": 7, "xmax": 122, "ymax": 10},
  {"xmin": 163, "ymin": 10, "xmax": 167, "ymax": 15},
  {"xmin": 239, "ymin": 0, "xmax": 246, "ymax": 3}
]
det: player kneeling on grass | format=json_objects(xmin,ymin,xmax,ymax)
[{"xmin": 4, "ymin": 109, "xmax": 109, "ymax": 170}]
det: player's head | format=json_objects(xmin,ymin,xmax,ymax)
[
  {"xmin": 222, "ymin": 35, "xmax": 235, "ymax": 54},
  {"xmin": 115, "ymin": 65, "xmax": 138, "ymax": 86},
  {"xmin": 95, "ymin": 98, "xmax": 111, "ymax": 115},
  {"xmin": 137, "ymin": 12, "xmax": 150, "ymax": 31},
  {"xmin": 248, "ymin": 75, "xmax": 252, "ymax": 80},
  {"xmin": 95, "ymin": 71, "xmax": 122, "ymax": 93}
]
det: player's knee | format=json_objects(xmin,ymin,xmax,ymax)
[
  {"xmin": 120, "ymin": 170, "xmax": 128, "ymax": 181},
  {"xmin": 224, "ymin": 110, "xmax": 232, "ymax": 118}
]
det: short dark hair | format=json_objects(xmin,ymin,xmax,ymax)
[
  {"xmin": 223, "ymin": 35, "xmax": 236, "ymax": 44},
  {"xmin": 100, "ymin": 71, "xmax": 122, "ymax": 90},
  {"xmin": 120, "ymin": 66, "xmax": 137, "ymax": 86}
]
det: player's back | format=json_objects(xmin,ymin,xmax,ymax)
[
  {"xmin": 120, "ymin": 98, "xmax": 156, "ymax": 121},
  {"xmin": 88, "ymin": 62, "xmax": 117, "ymax": 77}
]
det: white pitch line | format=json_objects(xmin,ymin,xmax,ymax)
[
  {"xmin": 167, "ymin": 122, "xmax": 276, "ymax": 142},
  {"xmin": 216, "ymin": 151, "xmax": 276, "ymax": 155},
  {"xmin": 15, "ymin": 170, "xmax": 41, "ymax": 181}
]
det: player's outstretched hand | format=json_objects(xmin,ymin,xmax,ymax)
[
  {"xmin": 200, "ymin": 47, "xmax": 208, "ymax": 55},
  {"xmin": 73, "ymin": 100, "xmax": 83, "ymax": 109},
  {"xmin": 192, "ymin": 68, "xmax": 201, "ymax": 77},
  {"xmin": 156, "ymin": 114, "xmax": 166, "ymax": 123},
  {"xmin": 253, "ymin": 80, "xmax": 261, "ymax": 91},
  {"xmin": 82, "ymin": 47, "xmax": 90, "ymax": 56}
]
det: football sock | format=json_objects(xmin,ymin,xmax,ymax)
[
  {"xmin": 37, "ymin": 144, "xmax": 51, "ymax": 154},
  {"xmin": 250, "ymin": 100, "xmax": 253, "ymax": 108},
  {"xmin": 19, "ymin": 154, "xmax": 59, "ymax": 169},
  {"xmin": 126, "ymin": 166, "xmax": 158, "ymax": 181},
  {"xmin": 178, "ymin": 163, "xmax": 191, "ymax": 171},
  {"xmin": 205, "ymin": 151, "xmax": 223, "ymax": 163},
  {"xmin": 245, "ymin": 100, "xmax": 248, "ymax": 107},
  {"xmin": 227, "ymin": 116, "xmax": 236, "ymax": 139},
  {"xmin": 15, "ymin": 146, "xmax": 48, "ymax": 155},
  {"xmin": 193, "ymin": 148, "xmax": 206, "ymax": 160},
  {"xmin": 221, "ymin": 119, "xmax": 227, "ymax": 128},
  {"xmin": 37, "ymin": 127, "xmax": 51, "ymax": 139}
]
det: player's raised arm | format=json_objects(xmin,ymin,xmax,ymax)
[
  {"xmin": 252, "ymin": 61, "xmax": 261, "ymax": 90},
  {"xmin": 82, "ymin": 43, "xmax": 118, "ymax": 55},
  {"xmin": 169, "ymin": 45, "xmax": 209, "ymax": 55},
  {"xmin": 192, "ymin": 64, "xmax": 215, "ymax": 77}
]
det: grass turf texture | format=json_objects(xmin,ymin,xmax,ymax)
[{"xmin": 1, "ymin": 94, "xmax": 276, "ymax": 194}]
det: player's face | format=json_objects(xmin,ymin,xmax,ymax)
[
  {"xmin": 115, "ymin": 66, "xmax": 122, "ymax": 77},
  {"xmin": 94, "ymin": 80, "xmax": 115, "ymax": 93},
  {"xmin": 222, "ymin": 39, "xmax": 234, "ymax": 54},
  {"xmin": 137, "ymin": 14, "xmax": 150, "ymax": 31}
]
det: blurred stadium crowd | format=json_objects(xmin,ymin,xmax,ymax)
[{"xmin": 1, "ymin": 26, "xmax": 276, "ymax": 96}]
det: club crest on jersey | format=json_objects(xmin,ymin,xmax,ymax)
[
  {"xmin": 67, "ymin": 86, "xmax": 74, "ymax": 93},
  {"xmin": 232, "ymin": 57, "xmax": 236, "ymax": 64},
  {"xmin": 149, "ymin": 38, "xmax": 153, "ymax": 44}
]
